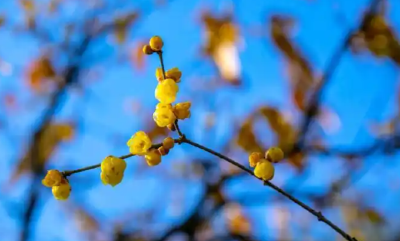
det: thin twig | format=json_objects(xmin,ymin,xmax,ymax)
[
  {"xmin": 157, "ymin": 51, "xmax": 167, "ymax": 78},
  {"xmin": 296, "ymin": 0, "xmax": 384, "ymax": 147},
  {"xmin": 181, "ymin": 137, "xmax": 358, "ymax": 241},
  {"xmin": 61, "ymin": 140, "xmax": 181, "ymax": 177}
]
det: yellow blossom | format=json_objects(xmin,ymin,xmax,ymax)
[
  {"xmin": 248, "ymin": 152, "xmax": 263, "ymax": 168},
  {"xmin": 162, "ymin": 137, "xmax": 175, "ymax": 150},
  {"xmin": 254, "ymin": 160, "xmax": 275, "ymax": 181},
  {"xmin": 166, "ymin": 67, "xmax": 182, "ymax": 82},
  {"xmin": 42, "ymin": 169, "xmax": 63, "ymax": 187},
  {"xmin": 127, "ymin": 131, "xmax": 152, "ymax": 155},
  {"xmin": 155, "ymin": 78, "xmax": 179, "ymax": 104},
  {"xmin": 142, "ymin": 44, "xmax": 154, "ymax": 55},
  {"xmin": 145, "ymin": 149, "xmax": 162, "ymax": 166},
  {"xmin": 153, "ymin": 103, "xmax": 176, "ymax": 127},
  {"xmin": 149, "ymin": 36, "xmax": 163, "ymax": 51},
  {"xmin": 265, "ymin": 147, "xmax": 284, "ymax": 163},
  {"xmin": 155, "ymin": 68, "xmax": 164, "ymax": 82},
  {"xmin": 52, "ymin": 179, "xmax": 71, "ymax": 201},
  {"xmin": 173, "ymin": 102, "xmax": 191, "ymax": 120}
]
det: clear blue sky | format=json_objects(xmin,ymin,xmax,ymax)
[{"xmin": 0, "ymin": 0, "xmax": 399, "ymax": 240}]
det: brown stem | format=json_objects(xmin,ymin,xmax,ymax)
[
  {"xmin": 61, "ymin": 141, "xmax": 178, "ymax": 177},
  {"xmin": 181, "ymin": 138, "xmax": 358, "ymax": 241},
  {"xmin": 157, "ymin": 51, "xmax": 166, "ymax": 78}
]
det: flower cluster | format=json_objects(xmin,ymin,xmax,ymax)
[
  {"xmin": 142, "ymin": 36, "xmax": 191, "ymax": 128},
  {"xmin": 248, "ymin": 147, "xmax": 284, "ymax": 181},
  {"xmin": 42, "ymin": 170, "xmax": 71, "ymax": 200}
]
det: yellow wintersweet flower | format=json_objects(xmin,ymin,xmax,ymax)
[
  {"xmin": 254, "ymin": 160, "xmax": 275, "ymax": 181},
  {"xmin": 166, "ymin": 67, "xmax": 182, "ymax": 82},
  {"xmin": 248, "ymin": 152, "xmax": 263, "ymax": 168},
  {"xmin": 127, "ymin": 131, "xmax": 152, "ymax": 155},
  {"xmin": 42, "ymin": 169, "xmax": 63, "ymax": 187},
  {"xmin": 149, "ymin": 36, "xmax": 163, "ymax": 51},
  {"xmin": 162, "ymin": 137, "xmax": 175, "ymax": 150},
  {"xmin": 101, "ymin": 156, "xmax": 127, "ymax": 175},
  {"xmin": 153, "ymin": 103, "xmax": 176, "ymax": 127},
  {"xmin": 52, "ymin": 179, "xmax": 71, "ymax": 201},
  {"xmin": 173, "ymin": 102, "xmax": 191, "ymax": 120},
  {"xmin": 145, "ymin": 149, "xmax": 162, "ymax": 166},
  {"xmin": 100, "ymin": 156, "xmax": 127, "ymax": 187},
  {"xmin": 265, "ymin": 147, "xmax": 284, "ymax": 163},
  {"xmin": 155, "ymin": 78, "xmax": 179, "ymax": 104},
  {"xmin": 155, "ymin": 67, "xmax": 164, "ymax": 82}
]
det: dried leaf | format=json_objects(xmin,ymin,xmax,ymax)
[
  {"xmin": 364, "ymin": 209, "xmax": 385, "ymax": 224},
  {"xmin": 130, "ymin": 41, "xmax": 146, "ymax": 71},
  {"xmin": 27, "ymin": 56, "xmax": 56, "ymax": 92},
  {"xmin": 224, "ymin": 203, "xmax": 251, "ymax": 235},
  {"xmin": 270, "ymin": 15, "xmax": 314, "ymax": 110},
  {"xmin": 0, "ymin": 15, "xmax": 5, "ymax": 27},
  {"xmin": 112, "ymin": 13, "xmax": 139, "ymax": 44},
  {"xmin": 74, "ymin": 207, "xmax": 100, "ymax": 233},
  {"xmin": 258, "ymin": 106, "xmax": 297, "ymax": 147},
  {"xmin": 21, "ymin": 0, "xmax": 34, "ymax": 12},
  {"xmin": 236, "ymin": 118, "xmax": 263, "ymax": 153},
  {"xmin": 201, "ymin": 11, "xmax": 241, "ymax": 84},
  {"xmin": 9, "ymin": 122, "xmax": 75, "ymax": 185}
]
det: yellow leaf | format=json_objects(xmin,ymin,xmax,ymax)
[
  {"xmin": 364, "ymin": 209, "xmax": 385, "ymax": 224},
  {"xmin": 0, "ymin": 15, "xmax": 5, "ymax": 27},
  {"xmin": 27, "ymin": 56, "xmax": 56, "ymax": 92},
  {"xmin": 236, "ymin": 118, "xmax": 263, "ymax": 153},
  {"xmin": 21, "ymin": 0, "xmax": 34, "ymax": 12},
  {"xmin": 8, "ymin": 122, "xmax": 74, "ymax": 185}
]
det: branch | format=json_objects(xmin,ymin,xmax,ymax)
[
  {"xmin": 295, "ymin": 0, "xmax": 384, "ymax": 148},
  {"xmin": 181, "ymin": 137, "xmax": 358, "ymax": 241}
]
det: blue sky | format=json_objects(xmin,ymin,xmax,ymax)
[{"xmin": 0, "ymin": 0, "xmax": 400, "ymax": 240}]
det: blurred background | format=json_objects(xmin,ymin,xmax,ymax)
[{"xmin": 0, "ymin": 0, "xmax": 399, "ymax": 240}]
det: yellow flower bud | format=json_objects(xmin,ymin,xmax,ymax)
[
  {"xmin": 52, "ymin": 179, "xmax": 71, "ymax": 201},
  {"xmin": 42, "ymin": 170, "xmax": 63, "ymax": 187},
  {"xmin": 145, "ymin": 149, "xmax": 162, "ymax": 166},
  {"xmin": 127, "ymin": 131, "xmax": 152, "ymax": 155},
  {"xmin": 153, "ymin": 103, "xmax": 176, "ymax": 127},
  {"xmin": 173, "ymin": 102, "xmax": 191, "ymax": 120},
  {"xmin": 166, "ymin": 67, "xmax": 182, "ymax": 82},
  {"xmin": 254, "ymin": 160, "xmax": 275, "ymax": 181},
  {"xmin": 162, "ymin": 137, "xmax": 175, "ymax": 150},
  {"xmin": 155, "ymin": 78, "xmax": 179, "ymax": 104},
  {"xmin": 248, "ymin": 152, "xmax": 263, "ymax": 168},
  {"xmin": 149, "ymin": 36, "xmax": 163, "ymax": 51},
  {"xmin": 142, "ymin": 44, "xmax": 154, "ymax": 55},
  {"xmin": 265, "ymin": 147, "xmax": 284, "ymax": 163},
  {"xmin": 158, "ymin": 146, "xmax": 169, "ymax": 156},
  {"xmin": 155, "ymin": 67, "xmax": 164, "ymax": 82}
]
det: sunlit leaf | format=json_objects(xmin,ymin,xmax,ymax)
[
  {"xmin": 9, "ymin": 122, "xmax": 75, "ymax": 185},
  {"xmin": 200, "ymin": 11, "xmax": 241, "ymax": 85},
  {"xmin": 236, "ymin": 117, "xmax": 263, "ymax": 153},
  {"xmin": 21, "ymin": 0, "xmax": 34, "ymax": 12},
  {"xmin": 130, "ymin": 41, "xmax": 146, "ymax": 71},
  {"xmin": 224, "ymin": 203, "xmax": 251, "ymax": 235},
  {"xmin": 364, "ymin": 208, "xmax": 385, "ymax": 224},
  {"xmin": 0, "ymin": 15, "xmax": 5, "ymax": 28},
  {"xmin": 112, "ymin": 13, "xmax": 139, "ymax": 45},
  {"xmin": 27, "ymin": 56, "xmax": 56, "ymax": 92},
  {"xmin": 258, "ymin": 106, "xmax": 297, "ymax": 147},
  {"xmin": 270, "ymin": 15, "xmax": 314, "ymax": 110}
]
